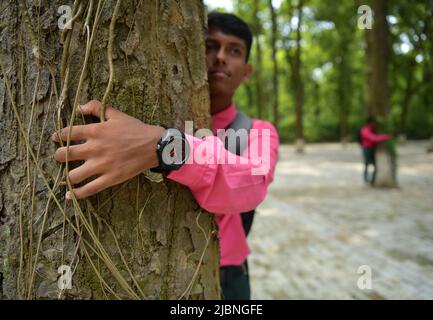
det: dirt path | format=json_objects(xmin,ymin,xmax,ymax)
[{"xmin": 249, "ymin": 141, "xmax": 433, "ymax": 299}]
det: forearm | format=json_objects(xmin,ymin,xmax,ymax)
[{"xmin": 167, "ymin": 125, "xmax": 279, "ymax": 214}]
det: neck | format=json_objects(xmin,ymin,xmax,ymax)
[{"xmin": 210, "ymin": 94, "xmax": 232, "ymax": 115}]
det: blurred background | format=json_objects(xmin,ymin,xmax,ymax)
[
  {"xmin": 204, "ymin": 0, "xmax": 433, "ymax": 299},
  {"xmin": 205, "ymin": 0, "xmax": 433, "ymax": 143}
]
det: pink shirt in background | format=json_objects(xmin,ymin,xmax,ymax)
[
  {"xmin": 361, "ymin": 125, "xmax": 391, "ymax": 148},
  {"xmin": 167, "ymin": 104, "xmax": 279, "ymax": 266}
]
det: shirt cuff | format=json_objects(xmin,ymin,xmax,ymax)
[{"xmin": 166, "ymin": 134, "xmax": 205, "ymax": 188}]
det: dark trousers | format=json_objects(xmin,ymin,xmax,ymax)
[
  {"xmin": 220, "ymin": 260, "xmax": 250, "ymax": 300},
  {"xmin": 363, "ymin": 147, "xmax": 376, "ymax": 184}
]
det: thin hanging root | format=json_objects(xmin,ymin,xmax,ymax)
[
  {"xmin": 67, "ymin": 0, "xmax": 104, "ymax": 149},
  {"xmin": 0, "ymin": 57, "xmax": 69, "ymax": 282},
  {"xmin": 61, "ymin": 0, "xmax": 84, "ymax": 42},
  {"xmin": 27, "ymin": 167, "xmax": 63, "ymax": 299},
  {"xmin": 26, "ymin": 79, "xmax": 56, "ymax": 299},
  {"xmin": 68, "ymin": 195, "xmax": 140, "ymax": 299},
  {"xmin": 60, "ymin": 31, "xmax": 73, "ymax": 86},
  {"xmin": 86, "ymin": 200, "xmax": 146, "ymax": 299},
  {"xmin": 178, "ymin": 211, "xmax": 213, "ymax": 300},
  {"xmin": 24, "ymin": 70, "xmax": 40, "ymax": 297},
  {"xmin": 18, "ymin": 184, "xmax": 30, "ymax": 300},
  {"xmin": 78, "ymin": 240, "xmax": 122, "ymax": 299},
  {"xmin": 6, "ymin": 0, "xmax": 143, "ymax": 300},
  {"xmin": 124, "ymin": 0, "xmax": 143, "ymax": 117},
  {"xmin": 18, "ymin": 0, "xmax": 41, "ymax": 64},
  {"xmin": 100, "ymin": 0, "xmax": 122, "ymax": 121},
  {"xmin": 83, "ymin": 0, "xmax": 94, "ymax": 35},
  {"xmin": 59, "ymin": 0, "xmax": 143, "ymax": 299},
  {"xmin": 59, "ymin": 1, "xmax": 85, "ymax": 84},
  {"xmin": 59, "ymin": 0, "xmax": 84, "ymax": 87},
  {"xmin": 1, "ymin": 58, "xmax": 139, "ymax": 300}
]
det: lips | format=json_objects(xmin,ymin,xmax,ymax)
[{"xmin": 209, "ymin": 69, "xmax": 230, "ymax": 78}]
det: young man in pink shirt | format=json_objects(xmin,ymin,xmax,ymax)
[
  {"xmin": 52, "ymin": 13, "xmax": 279, "ymax": 299},
  {"xmin": 360, "ymin": 116, "xmax": 391, "ymax": 184}
]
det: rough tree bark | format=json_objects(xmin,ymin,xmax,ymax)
[
  {"xmin": 366, "ymin": 0, "xmax": 397, "ymax": 188},
  {"xmin": 0, "ymin": 0, "xmax": 220, "ymax": 299}
]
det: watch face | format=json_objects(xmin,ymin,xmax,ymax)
[
  {"xmin": 160, "ymin": 129, "xmax": 189, "ymax": 168},
  {"xmin": 162, "ymin": 128, "xmax": 181, "ymax": 143}
]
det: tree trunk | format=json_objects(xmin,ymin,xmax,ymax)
[
  {"xmin": 374, "ymin": 143, "xmax": 398, "ymax": 188},
  {"xmin": 398, "ymin": 60, "xmax": 416, "ymax": 144},
  {"xmin": 312, "ymin": 80, "xmax": 320, "ymax": 122},
  {"xmin": 427, "ymin": 137, "xmax": 433, "ymax": 153},
  {"xmin": 268, "ymin": 0, "xmax": 279, "ymax": 131},
  {"xmin": 0, "ymin": 0, "xmax": 220, "ymax": 300},
  {"xmin": 367, "ymin": 0, "xmax": 390, "ymax": 117},
  {"xmin": 336, "ymin": 29, "xmax": 353, "ymax": 145},
  {"xmin": 293, "ymin": 0, "xmax": 304, "ymax": 153},
  {"xmin": 366, "ymin": 0, "xmax": 397, "ymax": 188},
  {"xmin": 245, "ymin": 82, "xmax": 254, "ymax": 113},
  {"xmin": 253, "ymin": 0, "xmax": 264, "ymax": 119}
]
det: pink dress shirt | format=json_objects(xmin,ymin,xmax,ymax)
[
  {"xmin": 167, "ymin": 104, "xmax": 279, "ymax": 267},
  {"xmin": 361, "ymin": 125, "xmax": 391, "ymax": 148}
]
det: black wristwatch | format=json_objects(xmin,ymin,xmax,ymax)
[{"xmin": 150, "ymin": 126, "xmax": 190, "ymax": 173}]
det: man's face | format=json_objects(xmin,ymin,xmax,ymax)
[{"xmin": 205, "ymin": 27, "xmax": 252, "ymax": 99}]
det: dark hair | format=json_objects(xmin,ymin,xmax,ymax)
[
  {"xmin": 366, "ymin": 116, "xmax": 376, "ymax": 124},
  {"xmin": 208, "ymin": 12, "xmax": 253, "ymax": 62}
]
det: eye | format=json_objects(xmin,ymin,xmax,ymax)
[
  {"xmin": 206, "ymin": 42, "xmax": 218, "ymax": 52},
  {"xmin": 230, "ymin": 47, "xmax": 242, "ymax": 56}
]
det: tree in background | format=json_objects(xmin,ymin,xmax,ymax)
[
  {"xmin": 365, "ymin": 0, "xmax": 398, "ymax": 188},
  {"xmin": 268, "ymin": 0, "xmax": 280, "ymax": 130},
  {"xmin": 391, "ymin": 1, "xmax": 432, "ymax": 143},
  {"xmin": 314, "ymin": 0, "xmax": 356, "ymax": 144},
  {"xmin": 216, "ymin": 0, "xmax": 433, "ymax": 145},
  {"xmin": 284, "ymin": 0, "xmax": 305, "ymax": 153},
  {"xmin": 253, "ymin": 0, "xmax": 266, "ymax": 119}
]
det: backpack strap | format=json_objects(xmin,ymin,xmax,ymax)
[
  {"xmin": 224, "ymin": 111, "xmax": 253, "ymax": 156},
  {"xmin": 223, "ymin": 111, "xmax": 256, "ymax": 237}
]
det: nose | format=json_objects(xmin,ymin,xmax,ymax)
[{"xmin": 215, "ymin": 46, "xmax": 227, "ymax": 65}]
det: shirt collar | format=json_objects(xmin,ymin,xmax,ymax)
[{"xmin": 211, "ymin": 103, "xmax": 237, "ymax": 134}]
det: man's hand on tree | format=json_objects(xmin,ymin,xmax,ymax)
[{"xmin": 52, "ymin": 100, "xmax": 165, "ymax": 200}]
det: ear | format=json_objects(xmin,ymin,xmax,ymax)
[{"xmin": 241, "ymin": 64, "xmax": 253, "ymax": 83}]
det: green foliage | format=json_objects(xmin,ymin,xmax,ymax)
[{"xmin": 211, "ymin": 0, "xmax": 433, "ymax": 142}]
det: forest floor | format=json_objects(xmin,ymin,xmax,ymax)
[{"xmin": 249, "ymin": 140, "xmax": 433, "ymax": 299}]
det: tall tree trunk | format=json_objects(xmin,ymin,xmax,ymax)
[
  {"xmin": 398, "ymin": 60, "xmax": 416, "ymax": 143},
  {"xmin": 366, "ymin": 0, "xmax": 397, "ymax": 188},
  {"xmin": 364, "ymin": 1, "xmax": 374, "ymax": 117},
  {"xmin": 422, "ymin": 5, "xmax": 433, "ymax": 152},
  {"xmin": 367, "ymin": 0, "xmax": 390, "ymax": 117},
  {"xmin": 420, "ymin": 39, "xmax": 433, "ymax": 152},
  {"xmin": 245, "ymin": 82, "xmax": 254, "ymax": 113},
  {"xmin": 293, "ymin": 0, "xmax": 304, "ymax": 153},
  {"xmin": 312, "ymin": 80, "xmax": 320, "ymax": 122},
  {"xmin": 337, "ymin": 47, "xmax": 351, "ymax": 145},
  {"xmin": 268, "ymin": 0, "xmax": 279, "ymax": 130},
  {"xmin": 0, "ymin": 0, "xmax": 220, "ymax": 300},
  {"xmin": 427, "ymin": 137, "xmax": 433, "ymax": 153},
  {"xmin": 253, "ymin": 0, "xmax": 264, "ymax": 119},
  {"xmin": 336, "ymin": 23, "xmax": 353, "ymax": 146}
]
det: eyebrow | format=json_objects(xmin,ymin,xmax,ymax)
[{"xmin": 206, "ymin": 38, "xmax": 246, "ymax": 49}]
